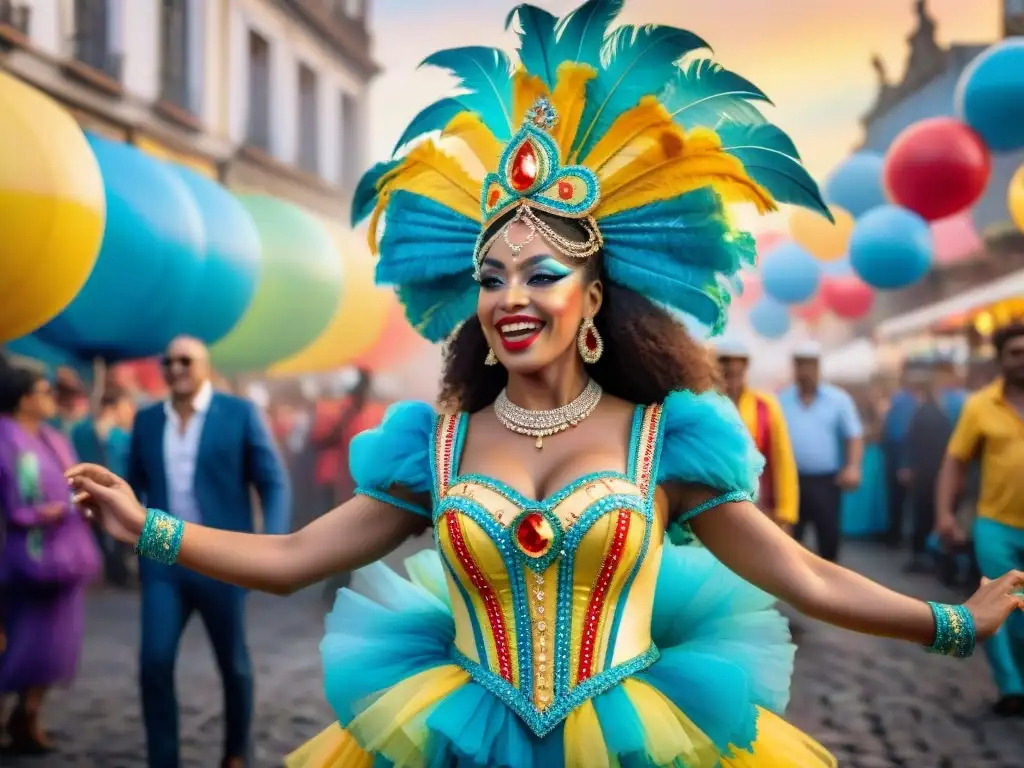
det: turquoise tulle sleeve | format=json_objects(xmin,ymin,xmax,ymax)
[
  {"xmin": 658, "ymin": 390, "xmax": 765, "ymax": 533},
  {"xmin": 349, "ymin": 400, "xmax": 435, "ymax": 519}
]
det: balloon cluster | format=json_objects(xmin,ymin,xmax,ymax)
[
  {"xmin": 2, "ymin": 75, "xmax": 425, "ymax": 378},
  {"xmin": 745, "ymin": 38, "xmax": 1024, "ymax": 341}
]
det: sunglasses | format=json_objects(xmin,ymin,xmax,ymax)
[{"xmin": 161, "ymin": 355, "xmax": 193, "ymax": 369}]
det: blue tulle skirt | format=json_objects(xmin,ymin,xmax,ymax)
[{"xmin": 286, "ymin": 544, "xmax": 834, "ymax": 767}]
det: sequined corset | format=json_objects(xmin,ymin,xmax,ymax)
[{"xmin": 430, "ymin": 405, "xmax": 665, "ymax": 737}]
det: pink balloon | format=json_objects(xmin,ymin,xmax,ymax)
[
  {"xmin": 755, "ymin": 231, "xmax": 785, "ymax": 264},
  {"xmin": 821, "ymin": 276, "xmax": 874, "ymax": 320},
  {"xmin": 793, "ymin": 292, "xmax": 828, "ymax": 324},
  {"xmin": 930, "ymin": 213, "xmax": 982, "ymax": 265},
  {"xmin": 734, "ymin": 273, "xmax": 762, "ymax": 310}
]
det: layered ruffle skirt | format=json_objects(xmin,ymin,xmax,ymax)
[{"xmin": 287, "ymin": 544, "xmax": 835, "ymax": 767}]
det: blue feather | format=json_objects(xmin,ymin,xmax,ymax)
[
  {"xmin": 396, "ymin": 279, "xmax": 478, "ymax": 343},
  {"xmin": 573, "ymin": 24, "xmax": 708, "ymax": 161},
  {"xmin": 552, "ymin": 0, "xmax": 624, "ymax": 69},
  {"xmin": 351, "ymin": 159, "xmax": 400, "ymax": 226},
  {"xmin": 391, "ymin": 98, "xmax": 465, "ymax": 155},
  {"xmin": 420, "ymin": 46, "xmax": 515, "ymax": 139},
  {"xmin": 505, "ymin": 4, "xmax": 559, "ymax": 88},
  {"xmin": 715, "ymin": 122, "xmax": 833, "ymax": 220},
  {"xmin": 662, "ymin": 59, "xmax": 770, "ymax": 132}
]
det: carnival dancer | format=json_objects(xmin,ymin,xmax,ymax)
[
  {"xmin": 715, "ymin": 338, "xmax": 799, "ymax": 531},
  {"xmin": 67, "ymin": 2, "xmax": 1024, "ymax": 765}
]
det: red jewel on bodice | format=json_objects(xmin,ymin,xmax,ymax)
[
  {"xmin": 510, "ymin": 142, "xmax": 539, "ymax": 191},
  {"xmin": 516, "ymin": 512, "xmax": 552, "ymax": 555}
]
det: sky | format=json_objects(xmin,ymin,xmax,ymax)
[{"xmin": 364, "ymin": 0, "xmax": 1001, "ymax": 191}]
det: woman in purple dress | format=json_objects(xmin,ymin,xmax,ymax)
[{"xmin": 0, "ymin": 365, "xmax": 100, "ymax": 754}]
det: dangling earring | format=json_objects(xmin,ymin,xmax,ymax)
[
  {"xmin": 577, "ymin": 318, "xmax": 603, "ymax": 364},
  {"xmin": 485, "ymin": 348, "xmax": 498, "ymax": 366}
]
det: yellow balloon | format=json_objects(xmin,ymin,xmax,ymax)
[
  {"xmin": 789, "ymin": 206, "xmax": 854, "ymax": 262},
  {"xmin": 269, "ymin": 223, "xmax": 391, "ymax": 376},
  {"xmin": 0, "ymin": 71, "xmax": 105, "ymax": 344},
  {"xmin": 1009, "ymin": 163, "xmax": 1024, "ymax": 233}
]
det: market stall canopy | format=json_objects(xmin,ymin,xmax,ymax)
[
  {"xmin": 821, "ymin": 338, "xmax": 878, "ymax": 384},
  {"xmin": 875, "ymin": 267, "xmax": 1024, "ymax": 340}
]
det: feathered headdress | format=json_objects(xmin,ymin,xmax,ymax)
[{"xmin": 352, "ymin": 0, "xmax": 831, "ymax": 342}]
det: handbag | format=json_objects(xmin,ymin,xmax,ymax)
[{"xmin": 3, "ymin": 437, "xmax": 100, "ymax": 587}]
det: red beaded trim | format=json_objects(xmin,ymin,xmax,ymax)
[
  {"xmin": 445, "ymin": 510, "xmax": 514, "ymax": 682},
  {"xmin": 576, "ymin": 508, "xmax": 631, "ymax": 682},
  {"xmin": 635, "ymin": 405, "xmax": 662, "ymax": 497},
  {"xmin": 435, "ymin": 414, "xmax": 459, "ymax": 497}
]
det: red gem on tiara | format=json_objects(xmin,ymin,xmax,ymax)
[
  {"xmin": 558, "ymin": 181, "xmax": 573, "ymax": 200},
  {"xmin": 488, "ymin": 187, "xmax": 501, "ymax": 207},
  {"xmin": 510, "ymin": 142, "xmax": 538, "ymax": 192}
]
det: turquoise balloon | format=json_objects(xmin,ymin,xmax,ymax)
[
  {"xmin": 760, "ymin": 242, "xmax": 820, "ymax": 305},
  {"xmin": 749, "ymin": 297, "xmax": 790, "ymax": 340},
  {"xmin": 956, "ymin": 40, "xmax": 1024, "ymax": 153},
  {"xmin": 823, "ymin": 153, "xmax": 887, "ymax": 218},
  {"xmin": 849, "ymin": 205, "xmax": 932, "ymax": 290},
  {"xmin": 35, "ymin": 134, "xmax": 206, "ymax": 360},
  {"xmin": 171, "ymin": 167, "xmax": 261, "ymax": 345},
  {"xmin": 210, "ymin": 195, "xmax": 343, "ymax": 372}
]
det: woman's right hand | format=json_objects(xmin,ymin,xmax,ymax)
[{"xmin": 66, "ymin": 463, "xmax": 147, "ymax": 545}]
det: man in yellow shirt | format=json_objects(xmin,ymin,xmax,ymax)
[
  {"xmin": 937, "ymin": 322, "xmax": 1024, "ymax": 717},
  {"xmin": 715, "ymin": 339, "xmax": 799, "ymax": 529}
]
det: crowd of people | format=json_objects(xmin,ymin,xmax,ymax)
[{"xmin": 1, "ymin": 322, "xmax": 1023, "ymax": 761}]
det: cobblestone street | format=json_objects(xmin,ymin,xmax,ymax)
[{"xmin": 5, "ymin": 541, "xmax": 1023, "ymax": 767}]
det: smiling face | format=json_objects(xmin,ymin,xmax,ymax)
[{"xmin": 477, "ymin": 219, "xmax": 602, "ymax": 375}]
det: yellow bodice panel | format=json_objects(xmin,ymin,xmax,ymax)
[{"xmin": 430, "ymin": 404, "xmax": 665, "ymax": 736}]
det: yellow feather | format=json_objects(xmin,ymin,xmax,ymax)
[
  {"xmin": 596, "ymin": 127, "xmax": 777, "ymax": 218},
  {"xmin": 368, "ymin": 141, "xmax": 482, "ymax": 253},
  {"xmin": 442, "ymin": 113, "xmax": 501, "ymax": 174},
  {"xmin": 582, "ymin": 96, "xmax": 671, "ymax": 176},
  {"xmin": 511, "ymin": 69, "xmax": 549, "ymax": 128},
  {"xmin": 550, "ymin": 63, "xmax": 596, "ymax": 163}
]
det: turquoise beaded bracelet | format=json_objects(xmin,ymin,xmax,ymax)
[
  {"xmin": 134, "ymin": 508, "xmax": 185, "ymax": 566},
  {"xmin": 926, "ymin": 601, "xmax": 976, "ymax": 658}
]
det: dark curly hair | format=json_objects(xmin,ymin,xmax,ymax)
[{"xmin": 440, "ymin": 209, "xmax": 719, "ymax": 412}]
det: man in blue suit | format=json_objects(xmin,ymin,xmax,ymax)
[{"xmin": 127, "ymin": 336, "xmax": 289, "ymax": 768}]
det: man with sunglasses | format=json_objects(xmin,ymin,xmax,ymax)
[{"xmin": 126, "ymin": 336, "xmax": 289, "ymax": 768}]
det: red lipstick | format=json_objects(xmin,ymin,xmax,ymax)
[{"xmin": 495, "ymin": 314, "xmax": 545, "ymax": 352}]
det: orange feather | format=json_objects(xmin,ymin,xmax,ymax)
[{"xmin": 550, "ymin": 63, "xmax": 596, "ymax": 163}]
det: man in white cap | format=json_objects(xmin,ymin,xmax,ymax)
[
  {"xmin": 714, "ymin": 337, "xmax": 799, "ymax": 531},
  {"xmin": 778, "ymin": 341, "xmax": 864, "ymax": 562}
]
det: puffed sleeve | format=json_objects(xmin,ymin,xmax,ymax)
[
  {"xmin": 657, "ymin": 389, "xmax": 765, "ymax": 529},
  {"xmin": 349, "ymin": 400, "xmax": 435, "ymax": 519}
]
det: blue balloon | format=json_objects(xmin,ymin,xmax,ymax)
[
  {"xmin": 849, "ymin": 205, "xmax": 933, "ymax": 290},
  {"xmin": 4, "ymin": 334, "xmax": 92, "ymax": 382},
  {"xmin": 956, "ymin": 40, "xmax": 1024, "ymax": 153},
  {"xmin": 822, "ymin": 153, "xmax": 887, "ymax": 218},
  {"xmin": 760, "ymin": 242, "xmax": 821, "ymax": 305},
  {"xmin": 749, "ymin": 297, "xmax": 790, "ymax": 340},
  {"xmin": 36, "ymin": 135, "xmax": 206, "ymax": 360},
  {"xmin": 171, "ymin": 166, "xmax": 261, "ymax": 345}
]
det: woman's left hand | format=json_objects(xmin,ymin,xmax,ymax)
[{"xmin": 964, "ymin": 570, "xmax": 1024, "ymax": 642}]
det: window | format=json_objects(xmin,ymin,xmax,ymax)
[
  {"xmin": 339, "ymin": 91, "xmax": 360, "ymax": 186},
  {"xmin": 246, "ymin": 31, "xmax": 271, "ymax": 151},
  {"xmin": 73, "ymin": 0, "xmax": 123, "ymax": 80},
  {"xmin": 159, "ymin": 0, "xmax": 201, "ymax": 113},
  {"xmin": 297, "ymin": 63, "xmax": 319, "ymax": 174}
]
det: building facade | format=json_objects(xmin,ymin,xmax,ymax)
[
  {"xmin": 0, "ymin": 0, "xmax": 375, "ymax": 216},
  {"xmin": 853, "ymin": 0, "xmax": 1024, "ymax": 324}
]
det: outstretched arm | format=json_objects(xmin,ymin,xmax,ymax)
[
  {"xmin": 68, "ymin": 462, "xmax": 429, "ymax": 595},
  {"xmin": 678, "ymin": 486, "xmax": 1022, "ymax": 644}
]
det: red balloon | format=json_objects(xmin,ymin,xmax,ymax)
[
  {"xmin": 793, "ymin": 292, "xmax": 828, "ymax": 325},
  {"xmin": 883, "ymin": 117, "xmax": 991, "ymax": 221},
  {"xmin": 351, "ymin": 297, "xmax": 430, "ymax": 373},
  {"xmin": 755, "ymin": 231, "xmax": 784, "ymax": 262},
  {"xmin": 821, "ymin": 276, "xmax": 874, "ymax": 320}
]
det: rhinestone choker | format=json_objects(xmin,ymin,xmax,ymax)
[{"xmin": 494, "ymin": 379, "xmax": 603, "ymax": 449}]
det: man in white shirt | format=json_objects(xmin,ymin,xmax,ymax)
[{"xmin": 127, "ymin": 336, "xmax": 289, "ymax": 768}]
